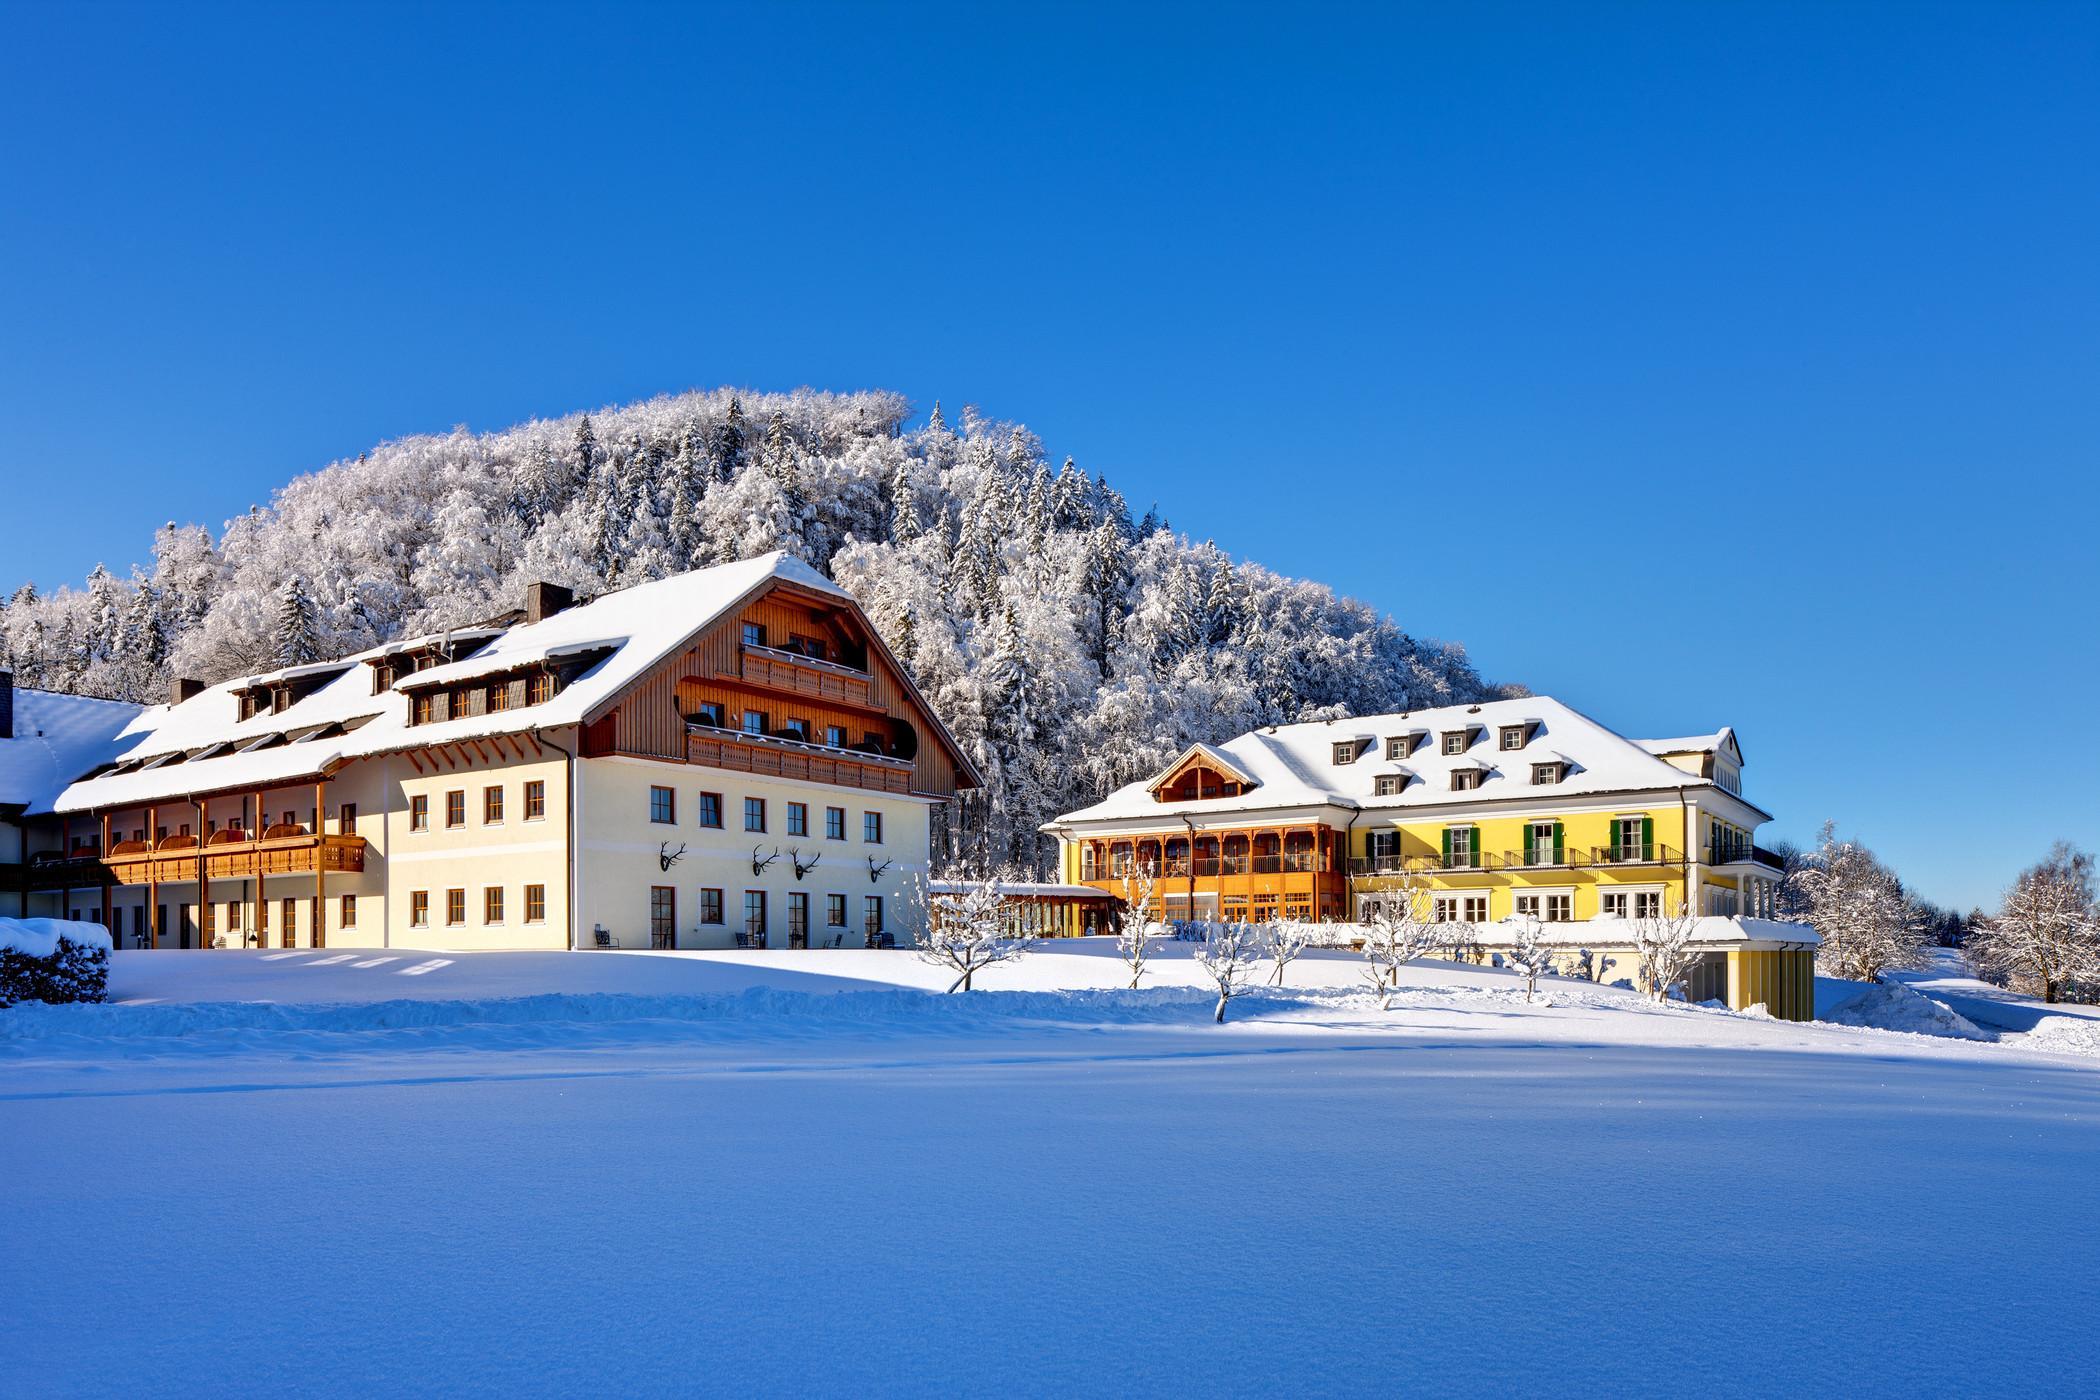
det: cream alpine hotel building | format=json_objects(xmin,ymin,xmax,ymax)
[
  {"xmin": 1046, "ymin": 697, "xmax": 1818, "ymax": 1019},
  {"xmin": 39, "ymin": 553, "xmax": 979, "ymax": 953}
]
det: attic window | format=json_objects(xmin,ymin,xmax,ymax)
[
  {"xmin": 1499, "ymin": 724, "xmax": 1531, "ymax": 751},
  {"xmin": 1441, "ymin": 729, "xmax": 1471, "ymax": 756},
  {"xmin": 1532, "ymin": 761, "xmax": 1565, "ymax": 785},
  {"xmin": 1331, "ymin": 741, "xmax": 1358, "ymax": 766},
  {"xmin": 1385, "ymin": 735, "xmax": 1411, "ymax": 760},
  {"xmin": 1374, "ymin": 773, "xmax": 1408, "ymax": 797},
  {"xmin": 1449, "ymin": 767, "xmax": 1483, "ymax": 792}
]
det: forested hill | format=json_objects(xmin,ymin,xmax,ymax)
[{"xmin": 0, "ymin": 388, "xmax": 1512, "ymax": 868}]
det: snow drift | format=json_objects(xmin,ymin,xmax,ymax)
[{"xmin": 1820, "ymin": 981, "xmax": 1990, "ymax": 1041}]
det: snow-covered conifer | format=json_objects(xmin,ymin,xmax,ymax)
[{"xmin": 275, "ymin": 577, "xmax": 319, "ymax": 667}]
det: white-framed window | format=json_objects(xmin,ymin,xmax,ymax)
[
  {"xmin": 1385, "ymin": 735, "xmax": 1410, "ymax": 760},
  {"xmin": 1635, "ymin": 891, "xmax": 1663, "ymax": 919},
  {"xmin": 1500, "ymin": 725, "xmax": 1527, "ymax": 751},
  {"xmin": 1602, "ymin": 888, "xmax": 1666, "ymax": 919},
  {"xmin": 1531, "ymin": 762, "xmax": 1563, "ymax": 785},
  {"xmin": 1332, "ymin": 741, "xmax": 1357, "ymax": 765},
  {"xmin": 1450, "ymin": 768, "xmax": 1482, "ymax": 791},
  {"xmin": 1374, "ymin": 774, "xmax": 1405, "ymax": 796},
  {"xmin": 1600, "ymin": 891, "xmax": 1629, "ymax": 919},
  {"xmin": 1433, "ymin": 894, "xmax": 1490, "ymax": 923},
  {"xmin": 1512, "ymin": 892, "xmax": 1572, "ymax": 920},
  {"xmin": 1442, "ymin": 730, "xmax": 1469, "ymax": 756}
]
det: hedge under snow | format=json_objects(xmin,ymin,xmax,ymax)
[{"xmin": 0, "ymin": 918, "xmax": 113, "ymax": 1008}]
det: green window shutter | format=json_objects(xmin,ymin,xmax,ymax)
[
  {"xmin": 1468, "ymin": 827, "xmax": 1480, "ymax": 868},
  {"xmin": 1441, "ymin": 827, "xmax": 1451, "ymax": 866},
  {"xmin": 1553, "ymin": 821, "xmax": 1565, "ymax": 864},
  {"xmin": 1642, "ymin": 815, "xmax": 1655, "ymax": 860},
  {"xmin": 1523, "ymin": 824, "xmax": 1536, "ymax": 862}
]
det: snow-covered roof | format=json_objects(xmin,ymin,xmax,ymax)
[
  {"xmin": 0, "ymin": 686, "xmax": 144, "ymax": 816},
  {"xmin": 1637, "ymin": 728, "xmax": 1734, "ymax": 757},
  {"xmin": 1480, "ymin": 915, "xmax": 1818, "ymax": 949},
  {"xmin": 1052, "ymin": 696, "xmax": 1765, "ymax": 828},
  {"xmin": 53, "ymin": 552, "xmax": 852, "ymax": 814}
]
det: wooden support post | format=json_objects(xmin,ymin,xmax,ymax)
[
  {"xmin": 313, "ymin": 778, "xmax": 326, "ymax": 952},
  {"xmin": 253, "ymin": 789, "xmax": 264, "ymax": 950},
  {"xmin": 196, "ymin": 798, "xmax": 209, "ymax": 949},
  {"xmin": 99, "ymin": 810, "xmax": 111, "ymax": 932},
  {"xmin": 147, "ymin": 803, "xmax": 160, "ymax": 950}
]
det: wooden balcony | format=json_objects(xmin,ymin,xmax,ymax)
[
  {"xmin": 101, "ymin": 829, "xmax": 367, "ymax": 886},
  {"xmin": 739, "ymin": 644, "xmax": 873, "ymax": 706},
  {"xmin": 687, "ymin": 725, "xmax": 913, "ymax": 795}
]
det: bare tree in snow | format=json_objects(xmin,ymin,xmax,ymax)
[
  {"xmin": 1788, "ymin": 822, "xmax": 1928, "ymax": 982},
  {"xmin": 1357, "ymin": 866, "xmax": 1440, "ymax": 1007},
  {"xmin": 1502, "ymin": 914, "xmax": 1557, "ymax": 1003},
  {"xmin": 916, "ymin": 877, "xmax": 1028, "ymax": 992},
  {"xmin": 1116, "ymin": 867, "xmax": 1160, "ymax": 990},
  {"xmin": 1266, "ymin": 919, "xmax": 1319, "ymax": 985},
  {"xmin": 1631, "ymin": 903, "xmax": 1704, "ymax": 1003},
  {"xmin": 1195, "ymin": 921, "xmax": 1265, "ymax": 1023},
  {"xmin": 1968, "ymin": 842, "xmax": 2100, "ymax": 1004}
]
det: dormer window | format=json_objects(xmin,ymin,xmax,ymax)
[
  {"xmin": 1450, "ymin": 767, "xmax": 1483, "ymax": 791},
  {"xmin": 1532, "ymin": 761, "xmax": 1565, "ymax": 785},
  {"xmin": 1374, "ymin": 773, "xmax": 1408, "ymax": 797},
  {"xmin": 1385, "ymin": 735, "xmax": 1410, "ymax": 760},
  {"xmin": 1332, "ymin": 742, "xmax": 1355, "ymax": 766},
  {"xmin": 1441, "ymin": 729, "xmax": 1471, "ymax": 756},
  {"xmin": 1500, "ymin": 724, "xmax": 1529, "ymax": 751}
]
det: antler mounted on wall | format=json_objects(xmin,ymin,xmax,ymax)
[
  {"xmin": 658, "ymin": 842, "xmax": 687, "ymax": 872},
  {"xmin": 867, "ymin": 855, "xmax": 892, "ymax": 884},
  {"xmin": 752, "ymin": 845, "xmax": 782, "ymax": 876},
  {"xmin": 792, "ymin": 848, "xmax": 821, "ymax": 880}
]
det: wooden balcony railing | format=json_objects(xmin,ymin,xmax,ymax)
[
  {"xmin": 101, "ymin": 831, "xmax": 367, "ymax": 886},
  {"xmin": 688, "ymin": 725, "xmax": 913, "ymax": 795},
  {"xmin": 739, "ymin": 644, "xmax": 873, "ymax": 706}
]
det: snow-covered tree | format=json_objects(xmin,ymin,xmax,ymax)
[
  {"xmin": 1195, "ymin": 921, "xmax": 1265, "ymax": 1024},
  {"xmin": 1789, "ymin": 822, "xmax": 1928, "ymax": 982},
  {"xmin": 1631, "ymin": 903, "xmax": 1703, "ymax": 1003},
  {"xmin": 1501, "ymin": 914, "xmax": 1556, "ymax": 1003},
  {"xmin": 1116, "ymin": 867, "xmax": 1160, "ymax": 990},
  {"xmin": 1968, "ymin": 842, "xmax": 2100, "ymax": 1004},
  {"xmin": 1358, "ymin": 873, "xmax": 1441, "ymax": 1009},
  {"xmin": 275, "ymin": 577, "xmax": 320, "ymax": 667},
  {"xmin": 1265, "ymin": 919, "xmax": 1319, "ymax": 986},
  {"xmin": 916, "ymin": 876, "xmax": 1028, "ymax": 992}
]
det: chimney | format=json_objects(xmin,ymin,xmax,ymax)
[
  {"xmin": 526, "ymin": 581, "xmax": 574, "ymax": 624},
  {"xmin": 171, "ymin": 676, "xmax": 206, "ymax": 706},
  {"xmin": 0, "ymin": 669, "xmax": 12, "ymax": 740}
]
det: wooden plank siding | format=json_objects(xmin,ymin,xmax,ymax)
[{"xmin": 599, "ymin": 580, "xmax": 969, "ymax": 799}]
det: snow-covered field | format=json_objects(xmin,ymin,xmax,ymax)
[{"xmin": 5, "ymin": 942, "xmax": 2098, "ymax": 1398}]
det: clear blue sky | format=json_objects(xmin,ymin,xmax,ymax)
[{"xmin": 3, "ymin": 2, "xmax": 2095, "ymax": 911}]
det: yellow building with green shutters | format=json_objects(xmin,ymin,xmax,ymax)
[{"xmin": 1044, "ymin": 696, "xmax": 1818, "ymax": 1019}]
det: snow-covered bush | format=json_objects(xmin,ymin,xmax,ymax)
[
  {"xmin": 1357, "ymin": 873, "xmax": 1440, "ymax": 1009},
  {"xmin": 1194, "ymin": 921, "xmax": 1265, "ymax": 1024},
  {"xmin": 916, "ymin": 877, "xmax": 1029, "ymax": 992},
  {"xmin": 0, "ymin": 918, "xmax": 112, "ymax": 1007}
]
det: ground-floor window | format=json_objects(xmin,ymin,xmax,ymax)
[
  {"xmin": 1433, "ymin": 895, "xmax": 1489, "ymax": 923},
  {"xmin": 789, "ymin": 891, "xmax": 810, "ymax": 942},
  {"xmin": 282, "ymin": 897, "xmax": 298, "ymax": 946},
  {"xmin": 1283, "ymin": 897, "xmax": 1312, "ymax": 921},
  {"xmin": 525, "ymin": 885, "xmax": 547, "ymax": 924},
  {"xmin": 651, "ymin": 886, "xmax": 675, "ymax": 948},
  {"xmin": 410, "ymin": 892, "xmax": 428, "ymax": 927},
  {"xmin": 699, "ymin": 888, "xmax": 723, "ymax": 925},
  {"xmin": 864, "ymin": 895, "xmax": 884, "ymax": 940},
  {"xmin": 1513, "ymin": 892, "xmax": 1573, "ymax": 922},
  {"xmin": 341, "ymin": 894, "xmax": 358, "ymax": 929},
  {"xmin": 745, "ymin": 890, "xmax": 767, "ymax": 939},
  {"xmin": 827, "ymin": 894, "xmax": 847, "ymax": 928},
  {"xmin": 446, "ymin": 889, "xmax": 466, "ymax": 925},
  {"xmin": 485, "ymin": 887, "xmax": 506, "ymax": 924}
]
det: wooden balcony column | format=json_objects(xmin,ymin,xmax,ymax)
[
  {"xmin": 99, "ymin": 811, "xmax": 111, "ymax": 930},
  {"xmin": 147, "ymin": 803, "xmax": 159, "ymax": 950},
  {"xmin": 253, "ymin": 787, "xmax": 265, "ymax": 950},
  {"xmin": 196, "ymin": 798, "xmax": 209, "ymax": 950}
]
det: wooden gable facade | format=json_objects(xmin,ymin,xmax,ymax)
[{"xmin": 577, "ymin": 576, "xmax": 979, "ymax": 801}]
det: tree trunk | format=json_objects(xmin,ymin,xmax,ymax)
[{"xmin": 1213, "ymin": 994, "xmax": 1228, "ymax": 1024}]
